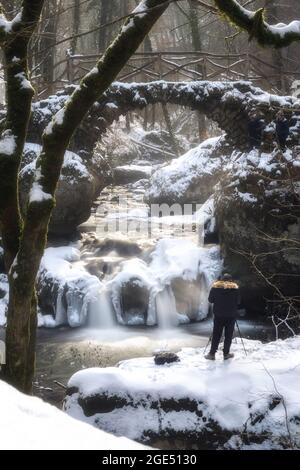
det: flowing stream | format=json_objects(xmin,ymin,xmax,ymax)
[
  {"xmin": 21, "ymin": 176, "xmax": 276, "ymax": 407},
  {"xmin": 0, "ymin": 172, "xmax": 276, "ymax": 409}
]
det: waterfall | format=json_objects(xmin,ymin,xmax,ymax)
[
  {"xmin": 89, "ymin": 287, "xmax": 115, "ymax": 328},
  {"xmin": 197, "ymin": 274, "xmax": 211, "ymax": 320},
  {"xmin": 155, "ymin": 286, "xmax": 179, "ymax": 329}
]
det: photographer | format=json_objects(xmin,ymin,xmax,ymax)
[{"xmin": 205, "ymin": 273, "xmax": 241, "ymax": 361}]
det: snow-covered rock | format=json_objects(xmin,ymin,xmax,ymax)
[
  {"xmin": 215, "ymin": 147, "xmax": 300, "ymax": 314},
  {"xmin": 19, "ymin": 144, "xmax": 107, "ymax": 236},
  {"xmin": 113, "ymin": 164, "xmax": 153, "ymax": 185},
  {"xmin": 37, "ymin": 246, "xmax": 103, "ymax": 328},
  {"xmin": 97, "ymin": 122, "xmax": 186, "ymax": 168},
  {"xmin": 65, "ymin": 336, "xmax": 300, "ymax": 450},
  {"xmin": 145, "ymin": 137, "xmax": 225, "ymax": 204},
  {"xmin": 0, "ymin": 379, "xmax": 147, "ymax": 450}
]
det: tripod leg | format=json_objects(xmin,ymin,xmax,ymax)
[
  {"xmin": 203, "ymin": 335, "xmax": 212, "ymax": 355},
  {"xmin": 235, "ymin": 321, "xmax": 247, "ymax": 356}
]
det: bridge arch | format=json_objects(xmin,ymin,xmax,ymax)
[{"xmin": 29, "ymin": 81, "xmax": 300, "ymax": 154}]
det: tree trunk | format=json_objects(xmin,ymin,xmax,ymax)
[
  {"xmin": 98, "ymin": 0, "xmax": 110, "ymax": 51},
  {"xmin": 161, "ymin": 103, "xmax": 180, "ymax": 157},
  {"xmin": 71, "ymin": 0, "xmax": 80, "ymax": 54},
  {"xmin": 3, "ymin": 0, "xmax": 170, "ymax": 394},
  {"xmin": 40, "ymin": 0, "xmax": 58, "ymax": 94},
  {"xmin": 0, "ymin": 1, "xmax": 45, "ymax": 393},
  {"xmin": 0, "ymin": 2, "xmax": 44, "ymax": 270},
  {"xmin": 266, "ymin": 0, "xmax": 288, "ymax": 93},
  {"xmin": 187, "ymin": 0, "xmax": 206, "ymax": 141},
  {"xmin": 143, "ymin": 20, "xmax": 153, "ymax": 131}
]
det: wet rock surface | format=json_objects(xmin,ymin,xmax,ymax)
[{"xmin": 154, "ymin": 351, "xmax": 180, "ymax": 365}]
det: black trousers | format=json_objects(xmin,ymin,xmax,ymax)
[{"xmin": 210, "ymin": 316, "xmax": 236, "ymax": 355}]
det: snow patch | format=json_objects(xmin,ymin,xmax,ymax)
[
  {"xmin": 0, "ymin": 379, "xmax": 147, "ymax": 450},
  {"xmin": 0, "ymin": 273, "xmax": 9, "ymax": 327},
  {"xmin": 15, "ymin": 72, "xmax": 34, "ymax": 91},
  {"xmin": 44, "ymin": 108, "xmax": 65, "ymax": 136},
  {"xmin": 0, "ymin": 131, "xmax": 16, "ymax": 156}
]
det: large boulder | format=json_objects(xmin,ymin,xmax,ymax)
[
  {"xmin": 113, "ymin": 164, "xmax": 153, "ymax": 185},
  {"xmin": 145, "ymin": 137, "xmax": 225, "ymax": 205},
  {"xmin": 215, "ymin": 148, "xmax": 300, "ymax": 315},
  {"xmin": 37, "ymin": 246, "xmax": 103, "ymax": 328},
  {"xmin": 19, "ymin": 144, "xmax": 108, "ymax": 237},
  {"xmin": 64, "ymin": 336, "xmax": 300, "ymax": 449}
]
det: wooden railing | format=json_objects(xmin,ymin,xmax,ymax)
[{"xmin": 36, "ymin": 51, "xmax": 300, "ymax": 97}]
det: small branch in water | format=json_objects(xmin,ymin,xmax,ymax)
[
  {"xmin": 129, "ymin": 136, "xmax": 177, "ymax": 158},
  {"xmin": 54, "ymin": 380, "xmax": 67, "ymax": 390}
]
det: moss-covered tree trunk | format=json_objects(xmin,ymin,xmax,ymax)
[
  {"xmin": 0, "ymin": 1, "xmax": 44, "ymax": 270},
  {"xmin": 3, "ymin": 0, "xmax": 170, "ymax": 393},
  {"xmin": 71, "ymin": 0, "xmax": 81, "ymax": 54},
  {"xmin": 0, "ymin": 1, "xmax": 45, "ymax": 393}
]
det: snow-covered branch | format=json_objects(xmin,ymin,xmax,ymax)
[
  {"xmin": 0, "ymin": 1, "xmax": 44, "ymax": 41},
  {"xmin": 215, "ymin": 0, "xmax": 300, "ymax": 47}
]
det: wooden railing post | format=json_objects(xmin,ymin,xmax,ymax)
[
  {"xmin": 202, "ymin": 55, "xmax": 207, "ymax": 80},
  {"xmin": 246, "ymin": 52, "xmax": 250, "ymax": 80}
]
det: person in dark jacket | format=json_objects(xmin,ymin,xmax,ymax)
[
  {"xmin": 275, "ymin": 111, "xmax": 289, "ymax": 149},
  {"xmin": 248, "ymin": 111, "xmax": 265, "ymax": 149},
  {"xmin": 205, "ymin": 273, "xmax": 241, "ymax": 360}
]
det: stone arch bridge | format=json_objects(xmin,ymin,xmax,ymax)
[{"xmin": 29, "ymin": 80, "xmax": 300, "ymax": 155}]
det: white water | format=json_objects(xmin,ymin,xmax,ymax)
[
  {"xmin": 156, "ymin": 287, "xmax": 179, "ymax": 329},
  {"xmin": 73, "ymin": 184, "xmax": 222, "ymax": 330},
  {"xmin": 89, "ymin": 287, "xmax": 116, "ymax": 329}
]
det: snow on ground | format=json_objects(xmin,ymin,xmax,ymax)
[
  {"xmin": 0, "ymin": 379, "xmax": 148, "ymax": 450},
  {"xmin": 65, "ymin": 335, "xmax": 300, "ymax": 449}
]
